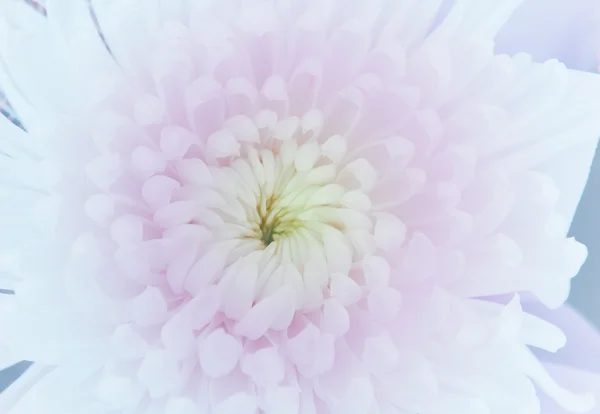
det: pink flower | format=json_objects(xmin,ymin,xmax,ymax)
[{"xmin": 1, "ymin": 0, "xmax": 600, "ymax": 413}]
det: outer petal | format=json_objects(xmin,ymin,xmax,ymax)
[
  {"xmin": 493, "ymin": 67, "xmax": 600, "ymax": 228},
  {"xmin": 0, "ymin": 0, "xmax": 122, "ymax": 128},
  {"xmin": 522, "ymin": 302, "xmax": 600, "ymax": 412},
  {"xmin": 524, "ymin": 302, "xmax": 600, "ymax": 374},
  {"xmin": 539, "ymin": 363, "xmax": 600, "ymax": 414},
  {"xmin": 0, "ymin": 364, "xmax": 48, "ymax": 412},
  {"xmin": 496, "ymin": 1, "xmax": 600, "ymax": 230},
  {"xmin": 0, "ymin": 363, "xmax": 106, "ymax": 414},
  {"xmin": 496, "ymin": 0, "xmax": 600, "ymax": 71},
  {"xmin": 535, "ymin": 136, "xmax": 597, "ymax": 229}
]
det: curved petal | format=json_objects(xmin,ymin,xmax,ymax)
[
  {"xmin": 490, "ymin": 67, "xmax": 600, "ymax": 228},
  {"xmin": 540, "ymin": 363, "xmax": 600, "ymax": 413},
  {"xmin": 0, "ymin": 362, "xmax": 104, "ymax": 413},
  {"xmin": 523, "ymin": 301, "xmax": 600, "ymax": 374},
  {"xmin": 89, "ymin": 0, "xmax": 158, "ymax": 89},
  {"xmin": 0, "ymin": 0, "xmax": 123, "ymax": 129},
  {"xmin": 496, "ymin": 0, "xmax": 600, "ymax": 71},
  {"xmin": 536, "ymin": 135, "xmax": 598, "ymax": 229},
  {"xmin": 0, "ymin": 364, "xmax": 49, "ymax": 412}
]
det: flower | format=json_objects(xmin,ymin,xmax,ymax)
[{"xmin": 1, "ymin": 0, "xmax": 600, "ymax": 413}]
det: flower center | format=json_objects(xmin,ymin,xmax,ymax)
[
  {"xmin": 174, "ymin": 127, "xmax": 383, "ymax": 310},
  {"xmin": 256, "ymin": 196, "xmax": 299, "ymax": 247},
  {"xmin": 234, "ymin": 148, "xmax": 340, "ymax": 259}
]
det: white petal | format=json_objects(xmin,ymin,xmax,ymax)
[
  {"xmin": 273, "ymin": 117, "xmax": 300, "ymax": 141},
  {"xmin": 520, "ymin": 348, "xmax": 595, "ymax": 413},
  {"xmin": 341, "ymin": 191, "xmax": 372, "ymax": 212},
  {"xmin": 540, "ymin": 362, "xmax": 600, "ymax": 414},
  {"xmin": 0, "ymin": 1, "xmax": 97, "ymax": 121},
  {"xmin": 301, "ymin": 109, "xmax": 324, "ymax": 136},
  {"xmin": 433, "ymin": 0, "xmax": 526, "ymax": 40},
  {"xmin": 340, "ymin": 159, "xmax": 378, "ymax": 192},
  {"xmin": 295, "ymin": 140, "xmax": 321, "ymax": 172},
  {"xmin": 283, "ymin": 264, "xmax": 305, "ymax": 310},
  {"xmin": 489, "ymin": 66, "xmax": 600, "ymax": 227},
  {"xmin": 321, "ymin": 135, "xmax": 347, "ymax": 163},
  {"xmin": 323, "ymin": 230, "xmax": 353, "ymax": 275},
  {"xmin": 254, "ymin": 109, "xmax": 278, "ymax": 130}
]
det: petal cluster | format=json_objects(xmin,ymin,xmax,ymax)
[{"xmin": 1, "ymin": 1, "xmax": 600, "ymax": 413}]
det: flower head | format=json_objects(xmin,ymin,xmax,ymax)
[{"xmin": 2, "ymin": 0, "xmax": 600, "ymax": 413}]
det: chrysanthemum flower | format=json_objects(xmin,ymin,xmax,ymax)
[{"xmin": 1, "ymin": 0, "xmax": 600, "ymax": 413}]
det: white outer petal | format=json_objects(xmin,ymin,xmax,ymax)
[{"xmin": 491, "ymin": 68, "xmax": 600, "ymax": 227}]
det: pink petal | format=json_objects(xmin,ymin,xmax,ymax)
[
  {"xmin": 197, "ymin": 328, "xmax": 242, "ymax": 378},
  {"xmin": 137, "ymin": 349, "xmax": 180, "ymax": 398},
  {"xmin": 214, "ymin": 392, "xmax": 258, "ymax": 414},
  {"xmin": 240, "ymin": 347, "xmax": 285, "ymax": 387},
  {"xmin": 233, "ymin": 285, "xmax": 296, "ymax": 339}
]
